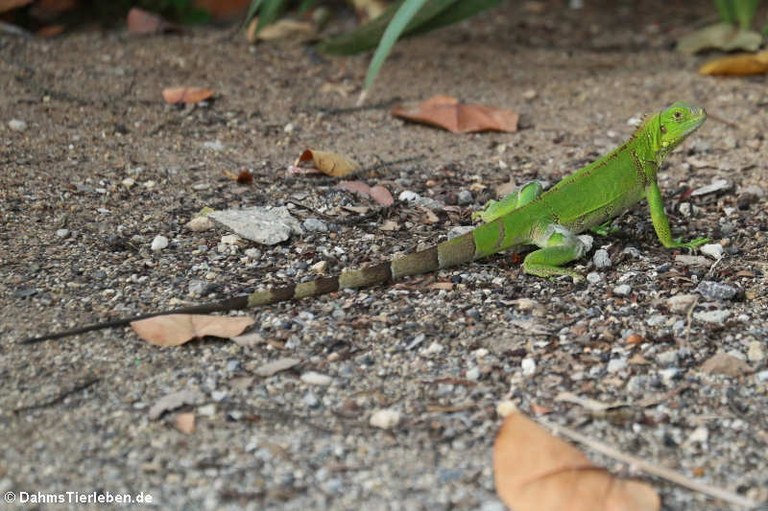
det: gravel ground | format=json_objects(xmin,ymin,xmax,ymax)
[{"xmin": 1, "ymin": 1, "xmax": 767, "ymax": 510}]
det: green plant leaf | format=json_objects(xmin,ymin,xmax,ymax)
[
  {"xmin": 733, "ymin": 0, "xmax": 759, "ymax": 29},
  {"xmin": 364, "ymin": 0, "xmax": 459, "ymax": 92},
  {"xmin": 244, "ymin": 0, "xmax": 266, "ymax": 26},
  {"xmin": 407, "ymin": 0, "xmax": 502, "ymax": 37},
  {"xmin": 713, "ymin": 0, "xmax": 735, "ymax": 24}
]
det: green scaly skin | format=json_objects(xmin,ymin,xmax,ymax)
[{"xmin": 22, "ymin": 102, "xmax": 708, "ymax": 344}]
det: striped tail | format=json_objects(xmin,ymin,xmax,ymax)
[{"xmin": 246, "ymin": 227, "xmax": 481, "ymax": 307}]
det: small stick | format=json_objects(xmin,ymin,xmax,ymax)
[
  {"xmin": 14, "ymin": 377, "xmax": 100, "ymax": 414},
  {"xmin": 537, "ymin": 417, "xmax": 762, "ymax": 509}
]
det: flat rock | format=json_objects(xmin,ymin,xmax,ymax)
[{"xmin": 209, "ymin": 206, "xmax": 303, "ymax": 245}]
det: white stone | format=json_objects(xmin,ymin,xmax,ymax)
[
  {"xmin": 8, "ymin": 119, "xmax": 27, "ymax": 131},
  {"xmin": 300, "ymin": 371, "xmax": 333, "ymax": 386},
  {"xmin": 700, "ymin": 243, "xmax": 724, "ymax": 260},
  {"xmin": 150, "ymin": 235, "xmax": 169, "ymax": 251},
  {"xmin": 369, "ymin": 409, "xmax": 401, "ymax": 430},
  {"xmin": 521, "ymin": 358, "xmax": 536, "ymax": 376}
]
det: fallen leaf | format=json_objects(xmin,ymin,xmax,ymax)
[
  {"xmin": 148, "ymin": 389, "xmax": 204, "ymax": 420},
  {"xmin": 162, "ymin": 86, "xmax": 214, "ymax": 105},
  {"xmin": 699, "ymin": 352, "xmax": 753, "ymax": 377},
  {"xmin": 494, "ymin": 412, "xmax": 660, "ymax": 511},
  {"xmin": 0, "ymin": 0, "xmax": 32, "ymax": 14},
  {"xmin": 296, "ymin": 149, "xmax": 360, "ymax": 177},
  {"xmin": 127, "ymin": 7, "xmax": 176, "ymax": 34},
  {"xmin": 174, "ymin": 412, "xmax": 196, "ymax": 434},
  {"xmin": 392, "ymin": 95, "xmax": 519, "ymax": 134},
  {"xmin": 223, "ymin": 169, "xmax": 254, "ymax": 184},
  {"xmin": 246, "ymin": 17, "xmax": 316, "ymax": 44},
  {"xmin": 699, "ymin": 50, "xmax": 768, "ymax": 76},
  {"xmin": 192, "ymin": 0, "xmax": 249, "ymax": 21},
  {"xmin": 255, "ymin": 357, "xmax": 301, "ymax": 377},
  {"xmin": 130, "ymin": 314, "xmax": 255, "ymax": 347},
  {"xmin": 337, "ymin": 180, "xmax": 394, "ymax": 206},
  {"xmin": 677, "ymin": 22, "xmax": 762, "ymax": 55},
  {"xmin": 35, "ymin": 24, "xmax": 64, "ymax": 37},
  {"xmin": 349, "ymin": 0, "xmax": 388, "ymax": 21}
]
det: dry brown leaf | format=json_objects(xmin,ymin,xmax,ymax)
[
  {"xmin": 0, "ymin": 0, "xmax": 32, "ymax": 14},
  {"xmin": 130, "ymin": 314, "xmax": 255, "ymax": 347},
  {"xmin": 494, "ymin": 412, "xmax": 660, "ymax": 511},
  {"xmin": 392, "ymin": 95, "xmax": 519, "ymax": 134},
  {"xmin": 162, "ymin": 86, "xmax": 214, "ymax": 105},
  {"xmin": 296, "ymin": 149, "xmax": 360, "ymax": 177},
  {"xmin": 35, "ymin": 24, "xmax": 64, "ymax": 37},
  {"xmin": 174, "ymin": 412, "xmax": 196, "ymax": 434},
  {"xmin": 192, "ymin": 0, "xmax": 249, "ymax": 21},
  {"xmin": 127, "ymin": 7, "xmax": 176, "ymax": 34},
  {"xmin": 246, "ymin": 17, "xmax": 316, "ymax": 44},
  {"xmin": 337, "ymin": 180, "xmax": 394, "ymax": 206},
  {"xmin": 699, "ymin": 51, "xmax": 768, "ymax": 76}
]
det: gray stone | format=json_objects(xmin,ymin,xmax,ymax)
[{"xmin": 209, "ymin": 206, "xmax": 303, "ymax": 245}]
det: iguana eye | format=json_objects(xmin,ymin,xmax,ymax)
[{"xmin": 673, "ymin": 111, "xmax": 682, "ymax": 120}]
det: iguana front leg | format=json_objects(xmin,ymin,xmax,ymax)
[
  {"xmin": 646, "ymin": 182, "xmax": 709, "ymax": 249},
  {"xmin": 522, "ymin": 224, "xmax": 592, "ymax": 282},
  {"xmin": 472, "ymin": 181, "xmax": 543, "ymax": 223}
]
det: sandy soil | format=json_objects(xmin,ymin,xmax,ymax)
[{"xmin": 1, "ymin": 1, "xmax": 767, "ymax": 509}]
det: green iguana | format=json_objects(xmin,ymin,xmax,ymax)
[{"xmin": 22, "ymin": 101, "xmax": 708, "ymax": 344}]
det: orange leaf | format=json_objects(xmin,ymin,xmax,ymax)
[
  {"xmin": 130, "ymin": 314, "xmax": 255, "ymax": 347},
  {"xmin": 392, "ymin": 95, "xmax": 519, "ymax": 134},
  {"xmin": 127, "ymin": 7, "xmax": 175, "ymax": 34},
  {"xmin": 162, "ymin": 86, "xmax": 214, "ymax": 105},
  {"xmin": 494, "ymin": 412, "xmax": 660, "ymax": 511},
  {"xmin": 296, "ymin": 149, "xmax": 360, "ymax": 177},
  {"xmin": 0, "ymin": 0, "xmax": 32, "ymax": 14},
  {"xmin": 699, "ymin": 50, "xmax": 768, "ymax": 76}
]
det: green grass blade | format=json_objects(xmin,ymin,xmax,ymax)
[
  {"xmin": 713, "ymin": 0, "xmax": 735, "ymax": 24},
  {"xmin": 257, "ymin": 0, "xmax": 289, "ymax": 31},
  {"xmin": 733, "ymin": 0, "xmax": 759, "ymax": 28},
  {"xmin": 318, "ymin": 1, "xmax": 404, "ymax": 55},
  {"xmin": 244, "ymin": 0, "xmax": 266, "ymax": 26},
  {"xmin": 407, "ymin": 0, "xmax": 502, "ymax": 36},
  {"xmin": 298, "ymin": 0, "xmax": 318, "ymax": 14},
  {"xmin": 364, "ymin": 0, "xmax": 457, "ymax": 92}
]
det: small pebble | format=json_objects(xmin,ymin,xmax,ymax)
[
  {"xmin": 197, "ymin": 404, "xmax": 216, "ymax": 417},
  {"xmin": 755, "ymin": 370, "xmax": 768, "ymax": 384},
  {"xmin": 747, "ymin": 341, "xmax": 765, "ymax": 363},
  {"xmin": 667, "ymin": 294, "xmax": 698, "ymax": 313},
  {"xmin": 697, "ymin": 280, "xmax": 738, "ymax": 301},
  {"xmin": 593, "ymin": 249, "xmax": 611, "ymax": 269},
  {"xmin": 55, "ymin": 228, "xmax": 70, "ymax": 238},
  {"xmin": 300, "ymin": 371, "xmax": 333, "ymax": 386},
  {"xmin": 220, "ymin": 234, "xmax": 240, "ymax": 245},
  {"xmin": 422, "ymin": 341, "xmax": 444, "ymax": 356},
  {"xmin": 151, "ymin": 235, "xmax": 168, "ymax": 251},
  {"xmin": 186, "ymin": 216, "xmax": 213, "ymax": 232},
  {"xmin": 369, "ymin": 409, "xmax": 401, "ymax": 430},
  {"xmin": 121, "ymin": 177, "xmax": 136, "ymax": 188},
  {"xmin": 310, "ymin": 260, "xmax": 328, "ymax": 274},
  {"xmin": 607, "ymin": 358, "xmax": 627, "ymax": 373},
  {"xmin": 521, "ymin": 358, "xmax": 536, "ymax": 376},
  {"xmin": 586, "ymin": 272, "xmax": 602, "ymax": 284},
  {"xmin": 303, "ymin": 392, "xmax": 320, "ymax": 408},
  {"xmin": 456, "ymin": 190, "xmax": 473, "ymax": 206},
  {"xmin": 613, "ymin": 284, "xmax": 632, "ymax": 296},
  {"xmin": 465, "ymin": 367, "xmax": 480, "ymax": 381},
  {"xmin": 700, "ymin": 243, "xmax": 724, "ymax": 260},
  {"xmin": 8, "ymin": 119, "xmax": 27, "ymax": 131},
  {"xmin": 303, "ymin": 218, "xmax": 328, "ymax": 232},
  {"xmin": 694, "ymin": 309, "xmax": 731, "ymax": 324},
  {"xmin": 656, "ymin": 350, "xmax": 679, "ymax": 366}
]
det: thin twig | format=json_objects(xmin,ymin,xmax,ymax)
[
  {"xmin": 537, "ymin": 417, "xmax": 762, "ymax": 509},
  {"xmin": 14, "ymin": 377, "xmax": 100, "ymax": 414}
]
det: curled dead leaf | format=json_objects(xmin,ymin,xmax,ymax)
[
  {"xmin": 494, "ymin": 412, "xmax": 660, "ymax": 511},
  {"xmin": 337, "ymin": 180, "xmax": 394, "ymax": 206},
  {"xmin": 127, "ymin": 7, "xmax": 176, "ymax": 34},
  {"xmin": 392, "ymin": 95, "xmax": 519, "ymax": 134},
  {"xmin": 130, "ymin": 314, "xmax": 255, "ymax": 347},
  {"xmin": 699, "ymin": 50, "xmax": 768, "ymax": 76},
  {"xmin": 246, "ymin": 17, "xmax": 316, "ymax": 44},
  {"xmin": 296, "ymin": 149, "xmax": 360, "ymax": 177},
  {"xmin": 162, "ymin": 86, "xmax": 214, "ymax": 105}
]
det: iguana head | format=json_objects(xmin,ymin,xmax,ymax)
[{"xmin": 655, "ymin": 101, "xmax": 707, "ymax": 159}]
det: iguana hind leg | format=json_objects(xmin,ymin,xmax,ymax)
[
  {"xmin": 522, "ymin": 224, "xmax": 592, "ymax": 282},
  {"xmin": 472, "ymin": 181, "xmax": 543, "ymax": 223}
]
